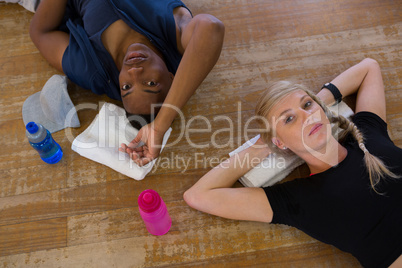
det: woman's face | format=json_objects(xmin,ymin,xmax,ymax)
[
  {"xmin": 268, "ymin": 90, "xmax": 332, "ymax": 155},
  {"xmin": 119, "ymin": 43, "xmax": 174, "ymax": 115}
]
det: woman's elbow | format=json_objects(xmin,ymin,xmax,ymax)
[
  {"xmin": 183, "ymin": 187, "xmax": 207, "ymax": 212},
  {"xmin": 183, "ymin": 188, "xmax": 198, "ymax": 209},
  {"xmin": 362, "ymin": 57, "xmax": 380, "ymax": 69}
]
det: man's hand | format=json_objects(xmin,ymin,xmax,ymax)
[{"xmin": 119, "ymin": 123, "xmax": 165, "ymax": 166}]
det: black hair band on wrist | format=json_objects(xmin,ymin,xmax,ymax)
[{"xmin": 321, "ymin": 82, "xmax": 342, "ymax": 105}]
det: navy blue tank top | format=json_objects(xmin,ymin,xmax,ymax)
[{"xmin": 61, "ymin": 0, "xmax": 191, "ymax": 100}]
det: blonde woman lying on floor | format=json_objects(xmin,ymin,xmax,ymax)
[{"xmin": 184, "ymin": 58, "xmax": 402, "ymax": 268}]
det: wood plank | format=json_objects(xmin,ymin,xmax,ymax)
[
  {"xmin": 0, "ymin": 220, "xmax": 361, "ymax": 267},
  {"xmin": 66, "ymin": 201, "xmax": 228, "ymax": 247},
  {"xmin": 216, "ymin": 23, "xmax": 402, "ymax": 71},
  {"xmin": 0, "ymin": 4, "xmax": 35, "ymax": 58},
  {"xmin": 186, "ymin": 0, "xmax": 401, "ymax": 45},
  {"xmin": 0, "ymin": 218, "xmax": 67, "ymax": 257},
  {"xmin": 0, "ymin": 180, "xmax": 136, "ymax": 227},
  {"xmin": 387, "ymin": 113, "xmax": 402, "ymax": 145},
  {"xmin": 0, "ymin": 236, "xmax": 149, "ymax": 267},
  {"xmin": 0, "ymin": 170, "xmax": 204, "ymax": 226},
  {"xmin": 183, "ymin": 45, "xmax": 401, "ymax": 118},
  {"xmin": 165, "ymin": 244, "xmax": 360, "ymax": 267},
  {"xmin": 386, "ymin": 89, "xmax": 402, "ymax": 116},
  {"xmin": 0, "ymin": 120, "xmax": 68, "ymax": 197},
  {"xmin": 0, "ymin": 164, "xmax": 67, "ymax": 198}
]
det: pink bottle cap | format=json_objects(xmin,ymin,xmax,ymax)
[
  {"xmin": 138, "ymin": 189, "xmax": 161, "ymax": 213},
  {"xmin": 143, "ymin": 192, "xmax": 154, "ymax": 203}
]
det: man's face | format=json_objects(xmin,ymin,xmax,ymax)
[{"xmin": 119, "ymin": 43, "xmax": 173, "ymax": 115}]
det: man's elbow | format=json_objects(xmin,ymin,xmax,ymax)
[
  {"xmin": 29, "ymin": 13, "xmax": 49, "ymax": 48},
  {"xmin": 207, "ymin": 16, "xmax": 225, "ymax": 37},
  {"xmin": 29, "ymin": 18, "xmax": 40, "ymax": 47},
  {"xmin": 196, "ymin": 14, "xmax": 225, "ymax": 40}
]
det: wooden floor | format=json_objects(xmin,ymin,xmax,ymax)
[{"xmin": 0, "ymin": 0, "xmax": 401, "ymax": 267}]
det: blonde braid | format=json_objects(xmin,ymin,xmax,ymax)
[{"xmin": 306, "ymin": 90, "xmax": 399, "ymax": 193}]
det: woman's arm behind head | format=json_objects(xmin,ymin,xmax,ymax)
[
  {"xmin": 317, "ymin": 58, "xmax": 386, "ymax": 121},
  {"xmin": 184, "ymin": 140, "xmax": 273, "ymax": 223},
  {"xmin": 352, "ymin": 58, "xmax": 387, "ymax": 121}
]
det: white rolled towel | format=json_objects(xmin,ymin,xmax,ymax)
[
  {"xmin": 1, "ymin": 0, "xmax": 39, "ymax": 12},
  {"xmin": 72, "ymin": 103, "xmax": 171, "ymax": 180}
]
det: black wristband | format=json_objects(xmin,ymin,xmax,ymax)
[{"xmin": 321, "ymin": 82, "xmax": 342, "ymax": 105}]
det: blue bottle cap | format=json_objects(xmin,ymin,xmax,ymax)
[{"xmin": 26, "ymin": 122, "xmax": 39, "ymax": 134}]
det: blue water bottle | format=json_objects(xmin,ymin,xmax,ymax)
[{"xmin": 26, "ymin": 122, "xmax": 63, "ymax": 164}]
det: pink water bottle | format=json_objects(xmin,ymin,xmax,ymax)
[{"xmin": 138, "ymin": 189, "xmax": 172, "ymax": 236}]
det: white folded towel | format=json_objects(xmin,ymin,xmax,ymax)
[
  {"xmin": 229, "ymin": 135, "xmax": 305, "ymax": 187},
  {"xmin": 1, "ymin": 0, "xmax": 39, "ymax": 12},
  {"xmin": 230, "ymin": 101, "xmax": 354, "ymax": 187},
  {"xmin": 72, "ymin": 103, "xmax": 171, "ymax": 180}
]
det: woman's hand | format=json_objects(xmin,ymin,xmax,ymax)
[{"xmin": 119, "ymin": 123, "xmax": 166, "ymax": 166}]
